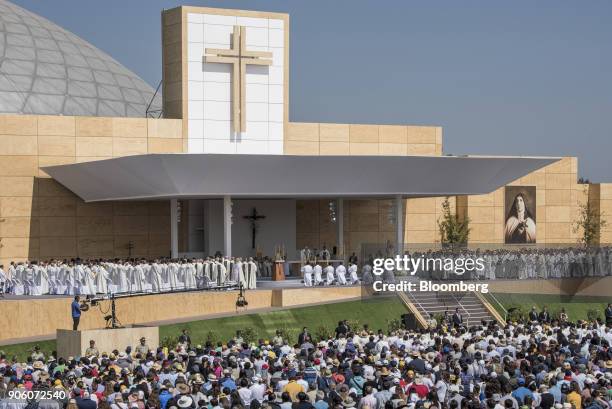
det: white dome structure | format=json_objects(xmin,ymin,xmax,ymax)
[{"xmin": 0, "ymin": 0, "xmax": 161, "ymax": 117}]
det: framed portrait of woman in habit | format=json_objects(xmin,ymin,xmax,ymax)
[{"xmin": 504, "ymin": 186, "xmax": 536, "ymax": 244}]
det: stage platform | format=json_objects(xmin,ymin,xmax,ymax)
[
  {"xmin": 0, "ymin": 284, "xmax": 363, "ymax": 344},
  {"xmin": 0, "ymin": 276, "xmax": 609, "ymax": 345}
]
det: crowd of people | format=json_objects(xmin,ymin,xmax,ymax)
[
  {"xmin": 364, "ymin": 247, "xmax": 612, "ymax": 281},
  {"xmin": 0, "ymin": 257, "xmax": 265, "ymax": 296},
  {"xmin": 1, "ymin": 307, "xmax": 612, "ymax": 409},
  {"xmin": 1, "ymin": 247, "xmax": 611, "ymax": 296}
]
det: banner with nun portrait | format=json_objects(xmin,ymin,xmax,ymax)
[{"xmin": 504, "ymin": 186, "xmax": 536, "ymax": 244}]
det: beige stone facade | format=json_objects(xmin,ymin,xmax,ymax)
[
  {"xmin": 1, "ymin": 113, "xmax": 609, "ymax": 264},
  {"xmin": 287, "ymin": 121, "xmax": 611, "ymax": 251},
  {"xmin": 0, "ymin": 115, "xmax": 183, "ymax": 267}
]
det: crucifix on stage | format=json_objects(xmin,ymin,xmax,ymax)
[
  {"xmin": 243, "ymin": 207, "xmax": 266, "ymax": 249},
  {"xmin": 204, "ymin": 26, "xmax": 273, "ymax": 133}
]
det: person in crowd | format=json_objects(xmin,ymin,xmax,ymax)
[{"xmin": 0, "ymin": 312, "xmax": 611, "ymax": 409}]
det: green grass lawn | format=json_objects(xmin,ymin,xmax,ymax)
[
  {"xmin": 159, "ymin": 295, "xmax": 408, "ymax": 346},
  {"xmin": 1, "ymin": 296, "xmax": 407, "ymax": 362},
  {"xmin": 0, "ymin": 340, "xmax": 57, "ymax": 363},
  {"xmin": 488, "ymin": 293, "xmax": 611, "ymax": 321}
]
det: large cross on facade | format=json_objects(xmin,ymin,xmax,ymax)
[{"xmin": 204, "ymin": 26, "xmax": 273, "ymax": 133}]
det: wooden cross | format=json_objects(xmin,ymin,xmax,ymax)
[
  {"xmin": 243, "ymin": 207, "xmax": 266, "ymax": 249},
  {"xmin": 204, "ymin": 26, "xmax": 273, "ymax": 133}
]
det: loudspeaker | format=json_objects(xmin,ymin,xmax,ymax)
[{"xmin": 401, "ymin": 313, "xmax": 417, "ymax": 329}]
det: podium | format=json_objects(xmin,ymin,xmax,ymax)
[
  {"xmin": 272, "ymin": 261, "xmax": 285, "ymax": 281},
  {"xmin": 57, "ymin": 326, "xmax": 159, "ymax": 358}
]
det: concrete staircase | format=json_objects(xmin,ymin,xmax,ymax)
[{"xmin": 407, "ymin": 291, "xmax": 498, "ymax": 327}]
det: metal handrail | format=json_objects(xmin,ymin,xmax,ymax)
[
  {"xmin": 484, "ymin": 292, "xmax": 508, "ymax": 322},
  {"xmin": 407, "ymin": 290, "xmax": 428, "ymax": 318},
  {"xmin": 398, "ymin": 291, "xmax": 428, "ymax": 328}
]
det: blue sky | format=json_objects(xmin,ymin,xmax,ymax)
[{"xmin": 13, "ymin": 0, "xmax": 612, "ymax": 181}]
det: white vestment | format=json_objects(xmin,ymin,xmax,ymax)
[
  {"xmin": 151, "ymin": 263, "xmax": 163, "ymax": 292},
  {"xmin": 324, "ymin": 265, "xmax": 335, "ymax": 285},
  {"xmin": 95, "ymin": 265, "xmax": 110, "ymax": 294},
  {"xmin": 184, "ymin": 263, "xmax": 197, "ymax": 289},
  {"xmin": 348, "ymin": 264, "xmax": 359, "ymax": 284},
  {"xmin": 231, "ymin": 261, "xmax": 243, "ymax": 284},
  {"xmin": 301, "ymin": 265, "xmax": 313, "ymax": 287},
  {"xmin": 244, "ymin": 261, "xmax": 258, "ymax": 289},
  {"xmin": 132, "ymin": 265, "xmax": 145, "ymax": 292},
  {"xmin": 336, "ymin": 265, "xmax": 347, "ymax": 285},
  {"xmin": 313, "ymin": 265, "xmax": 323, "ymax": 285}
]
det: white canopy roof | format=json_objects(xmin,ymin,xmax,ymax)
[{"xmin": 42, "ymin": 153, "xmax": 559, "ymax": 202}]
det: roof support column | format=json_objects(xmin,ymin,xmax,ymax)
[
  {"xmin": 337, "ymin": 198, "xmax": 344, "ymax": 259},
  {"xmin": 170, "ymin": 198, "xmax": 178, "ymax": 259},
  {"xmin": 223, "ymin": 195, "xmax": 232, "ymax": 257},
  {"xmin": 395, "ymin": 195, "xmax": 404, "ymax": 255}
]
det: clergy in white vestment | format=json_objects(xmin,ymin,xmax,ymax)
[
  {"xmin": 195, "ymin": 260, "xmax": 204, "ymax": 288},
  {"xmin": 301, "ymin": 263, "xmax": 313, "ymax": 287},
  {"xmin": 62, "ymin": 263, "xmax": 75, "ymax": 295},
  {"xmin": 183, "ymin": 260, "xmax": 197, "ymax": 289},
  {"xmin": 46, "ymin": 263, "xmax": 59, "ymax": 294},
  {"xmin": 117, "ymin": 263, "xmax": 131, "ymax": 293},
  {"xmin": 132, "ymin": 263, "xmax": 146, "ymax": 293},
  {"xmin": 34, "ymin": 263, "xmax": 50, "ymax": 295},
  {"xmin": 336, "ymin": 262, "xmax": 347, "ymax": 285},
  {"xmin": 82, "ymin": 264, "xmax": 96, "ymax": 295},
  {"xmin": 313, "ymin": 263, "xmax": 323, "ymax": 286},
  {"xmin": 74, "ymin": 263, "xmax": 86, "ymax": 295},
  {"xmin": 150, "ymin": 261, "xmax": 164, "ymax": 292},
  {"xmin": 324, "ymin": 264, "xmax": 335, "ymax": 285},
  {"xmin": 94, "ymin": 264, "xmax": 110, "ymax": 294},
  {"xmin": 223, "ymin": 258, "xmax": 233, "ymax": 281},
  {"xmin": 214, "ymin": 259, "xmax": 227, "ymax": 285},
  {"xmin": 231, "ymin": 259, "xmax": 244, "ymax": 284},
  {"xmin": 348, "ymin": 263, "xmax": 359, "ymax": 285},
  {"xmin": 22, "ymin": 264, "xmax": 35, "ymax": 295},
  {"xmin": 244, "ymin": 257, "xmax": 258, "ymax": 289},
  {"xmin": 203, "ymin": 259, "xmax": 212, "ymax": 282},
  {"xmin": 167, "ymin": 262, "xmax": 179, "ymax": 291}
]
